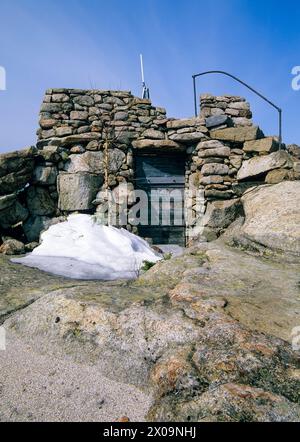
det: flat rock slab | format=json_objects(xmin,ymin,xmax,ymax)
[
  {"xmin": 169, "ymin": 132, "xmax": 206, "ymax": 143},
  {"xmin": 205, "ymin": 115, "xmax": 230, "ymax": 129},
  {"xmin": 132, "ymin": 139, "xmax": 184, "ymax": 151},
  {"xmin": 243, "ymin": 137, "xmax": 279, "ymax": 154},
  {"xmin": 212, "ymin": 126, "xmax": 263, "ymax": 143},
  {"xmin": 166, "ymin": 117, "xmax": 205, "ymax": 129},
  {"xmin": 237, "ymin": 151, "xmax": 293, "ymax": 180}
]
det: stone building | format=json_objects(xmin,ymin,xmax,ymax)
[{"xmin": 0, "ymin": 89, "xmax": 299, "ymax": 253}]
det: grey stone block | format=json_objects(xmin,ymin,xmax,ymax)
[{"xmin": 58, "ymin": 172, "xmax": 103, "ymax": 211}]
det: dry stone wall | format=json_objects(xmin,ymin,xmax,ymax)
[
  {"xmin": 37, "ymin": 89, "xmax": 168, "ymax": 232},
  {"xmin": 183, "ymin": 94, "xmax": 300, "ymax": 240},
  {"xmin": 0, "ymin": 90, "xmax": 300, "ymax": 252}
]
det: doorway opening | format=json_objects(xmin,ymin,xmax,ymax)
[{"xmin": 135, "ymin": 151, "xmax": 186, "ymax": 246}]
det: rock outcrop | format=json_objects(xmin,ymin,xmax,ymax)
[
  {"xmin": 1, "ymin": 238, "xmax": 300, "ymax": 422},
  {"xmin": 238, "ymin": 181, "xmax": 300, "ymax": 256},
  {"xmin": 0, "ymin": 147, "xmax": 35, "ymax": 195}
]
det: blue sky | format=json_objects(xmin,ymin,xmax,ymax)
[{"xmin": 0, "ymin": 0, "xmax": 299, "ymax": 152}]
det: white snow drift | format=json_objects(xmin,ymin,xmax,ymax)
[{"xmin": 12, "ymin": 214, "xmax": 161, "ymax": 280}]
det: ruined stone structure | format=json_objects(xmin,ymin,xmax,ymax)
[{"xmin": 1, "ymin": 89, "xmax": 300, "ymax": 253}]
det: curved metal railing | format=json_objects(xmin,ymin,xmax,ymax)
[{"xmin": 192, "ymin": 70, "xmax": 282, "ymax": 149}]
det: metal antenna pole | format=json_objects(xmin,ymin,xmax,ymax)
[
  {"xmin": 140, "ymin": 54, "xmax": 150, "ymax": 100},
  {"xmin": 140, "ymin": 54, "xmax": 145, "ymax": 84}
]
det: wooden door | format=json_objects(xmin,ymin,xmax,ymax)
[{"xmin": 135, "ymin": 152, "xmax": 186, "ymax": 246}]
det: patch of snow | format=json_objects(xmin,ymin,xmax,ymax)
[{"xmin": 11, "ymin": 214, "xmax": 162, "ymax": 280}]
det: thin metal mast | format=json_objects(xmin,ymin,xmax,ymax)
[{"xmin": 140, "ymin": 54, "xmax": 150, "ymax": 100}]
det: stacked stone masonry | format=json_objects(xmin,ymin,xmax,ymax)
[{"xmin": 0, "ymin": 90, "xmax": 300, "ymax": 252}]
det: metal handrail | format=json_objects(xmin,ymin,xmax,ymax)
[{"xmin": 192, "ymin": 70, "xmax": 282, "ymax": 149}]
